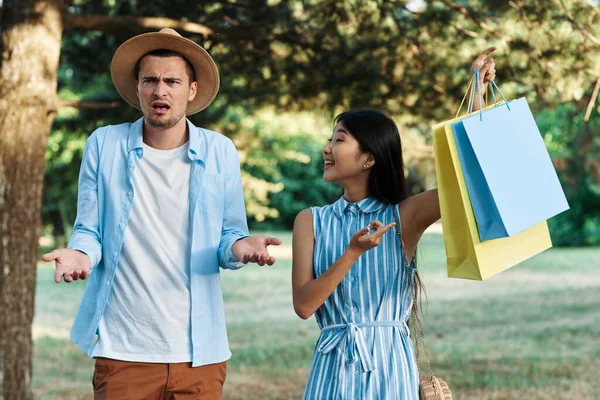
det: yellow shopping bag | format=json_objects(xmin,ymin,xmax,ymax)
[{"xmin": 433, "ymin": 108, "xmax": 552, "ymax": 280}]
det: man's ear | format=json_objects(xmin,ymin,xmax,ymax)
[{"xmin": 188, "ymin": 81, "xmax": 198, "ymax": 102}]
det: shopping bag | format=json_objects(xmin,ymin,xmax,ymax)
[
  {"xmin": 433, "ymin": 105, "xmax": 553, "ymax": 280},
  {"xmin": 451, "ymin": 74, "xmax": 569, "ymax": 241}
]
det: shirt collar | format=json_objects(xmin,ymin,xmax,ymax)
[
  {"xmin": 332, "ymin": 196, "xmax": 387, "ymax": 218},
  {"xmin": 127, "ymin": 117, "xmax": 205, "ymax": 162},
  {"xmin": 127, "ymin": 117, "xmax": 144, "ymax": 151}
]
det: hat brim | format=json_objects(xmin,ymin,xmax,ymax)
[{"xmin": 110, "ymin": 32, "xmax": 219, "ymax": 116}]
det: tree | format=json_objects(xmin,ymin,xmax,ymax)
[{"xmin": 0, "ymin": 0, "xmax": 64, "ymax": 398}]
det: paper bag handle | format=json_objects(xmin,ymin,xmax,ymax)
[{"xmin": 455, "ymin": 69, "xmax": 510, "ymax": 120}]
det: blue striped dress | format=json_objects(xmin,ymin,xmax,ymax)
[{"xmin": 304, "ymin": 196, "xmax": 419, "ymax": 400}]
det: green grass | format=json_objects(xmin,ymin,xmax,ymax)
[{"xmin": 33, "ymin": 232, "xmax": 600, "ymax": 399}]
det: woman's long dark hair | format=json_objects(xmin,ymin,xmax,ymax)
[
  {"xmin": 334, "ymin": 109, "xmax": 425, "ymax": 308},
  {"xmin": 334, "ymin": 109, "xmax": 408, "ymax": 205}
]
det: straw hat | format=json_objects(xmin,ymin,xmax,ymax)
[{"xmin": 110, "ymin": 28, "xmax": 219, "ymax": 115}]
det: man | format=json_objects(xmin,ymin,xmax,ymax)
[{"xmin": 42, "ymin": 28, "xmax": 281, "ymax": 399}]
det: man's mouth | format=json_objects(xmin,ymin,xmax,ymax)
[
  {"xmin": 151, "ymin": 102, "xmax": 171, "ymax": 114},
  {"xmin": 324, "ymin": 160, "xmax": 335, "ymax": 168}
]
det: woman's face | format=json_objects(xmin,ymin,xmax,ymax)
[{"xmin": 322, "ymin": 122, "xmax": 373, "ymax": 184}]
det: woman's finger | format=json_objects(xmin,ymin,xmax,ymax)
[
  {"xmin": 370, "ymin": 222, "xmax": 397, "ymax": 239},
  {"xmin": 369, "ymin": 220, "xmax": 384, "ymax": 230},
  {"xmin": 353, "ymin": 226, "xmax": 370, "ymax": 237},
  {"xmin": 479, "ymin": 61, "xmax": 492, "ymax": 79},
  {"xmin": 476, "ymin": 47, "xmax": 496, "ymax": 64}
]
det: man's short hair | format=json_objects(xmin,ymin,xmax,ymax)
[{"xmin": 133, "ymin": 49, "xmax": 196, "ymax": 84}]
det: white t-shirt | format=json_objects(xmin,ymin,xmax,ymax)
[{"xmin": 92, "ymin": 141, "xmax": 193, "ymax": 362}]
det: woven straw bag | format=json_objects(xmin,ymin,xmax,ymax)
[
  {"xmin": 394, "ymin": 214, "xmax": 452, "ymax": 400},
  {"xmin": 419, "ymin": 375, "xmax": 452, "ymax": 400}
]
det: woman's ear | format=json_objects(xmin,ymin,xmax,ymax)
[{"xmin": 363, "ymin": 153, "xmax": 376, "ymax": 169}]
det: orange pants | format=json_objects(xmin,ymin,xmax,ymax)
[{"xmin": 93, "ymin": 357, "xmax": 226, "ymax": 399}]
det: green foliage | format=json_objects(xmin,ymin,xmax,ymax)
[
  {"xmin": 216, "ymin": 108, "xmax": 341, "ymax": 228},
  {"xmin": 42, "ymin": 0, "xmax": 599, "ymax": 243},
  {"xmin": 537, "ymin": 102, "xmax": 600, "ymax": 246},
  {"xmin": 43, "ymin": 126, "xmax": 87, "ymax": 247},
  {"xmin": 266, "ymin": 137, "xmax": 341, "ymax": 228}
]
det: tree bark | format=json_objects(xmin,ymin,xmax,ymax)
[{"xmin": 0, "ymin": 1, "xmax": 63, "ymax": 399}]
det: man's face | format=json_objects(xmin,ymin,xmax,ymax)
[{"xmin": 136, "ymin": 55, "xmax": 197, "ymax": 130}]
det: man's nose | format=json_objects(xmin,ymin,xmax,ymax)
[{"xmin": 153, "ymin": 80, "xmax": 167, "ymax": 97}]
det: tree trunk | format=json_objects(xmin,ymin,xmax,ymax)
[{"xmin": 0, "ymin": 1, "xmax": 63, "ymax": 399}]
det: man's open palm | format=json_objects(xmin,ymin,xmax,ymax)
[
  {"xmin": 42, "ymin": 249, "xmax": 91, "ymax": 283},
  {"xmin": 232, "ymin": 236, "xmax": 282, "ymax": 266}
]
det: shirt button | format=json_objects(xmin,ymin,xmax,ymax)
[
  {"xmin": 128, "ymin": 191, "xmax": 133, "ymax": 197},
  {"xmin": 106, "ymin": 281, "xmax": 110, "ymax": 286},
  {"xmin": 129, "ymin": 162, "xmax": 133, "ymax": 168},
  {"xmin": 354, "ymin": 369, "xmax": 359, "ymax": 375},
  {"xmin": 113, "ymin": 251, "xmax": 118, "ymax": 257},
  {"xmin": 352, "ymin": 307, "xmax": 358, "ymax": 313},
  {"xmin": 350, "ymin": 275, "xmax": 355, "ymax": 282},
  {"xmin": 119, "ymin": 223, "xmax": 124, "ymax": 229}
]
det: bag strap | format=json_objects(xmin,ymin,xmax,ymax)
[
  {"xmin": 455, "ymin": 69, "xmax": 511, "ymax": 120},
  {"xmin": 393, "ymin": 210, "xmax": 437, "ymax": 388}
]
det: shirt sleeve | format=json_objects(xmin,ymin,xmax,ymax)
[
  {"xmin": 217, "ymin": 140, "xmax": 249, "ymax": 270},
  {"xmin": 67, "ymin": 130, "xmax": 103, "ymax": 270}
]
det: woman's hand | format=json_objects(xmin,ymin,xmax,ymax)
[
  {"xmin": 347, "ymin": 220, "xmax": 396, "ymax": 256},
  {"xmin": 470, "ymin": 46, "xmax": 497, "ymax": 86},
  {"xmin": 470, "ymin": 46, "xmax": 497, "ymax": 110}
]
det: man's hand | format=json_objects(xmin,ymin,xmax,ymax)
[
  {"xmin": 232, "ymin": 236, "xmax": 282, "ymax": 266},
  {"xmin": 42, "ymin": 249, "xmax": 91, "ymax": 283}
]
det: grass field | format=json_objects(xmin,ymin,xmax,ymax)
[{"xmin": 33, "ymin": 231, "xmax": 600, "ymax": 399}]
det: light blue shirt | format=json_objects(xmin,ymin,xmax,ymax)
[{"xmin": 68, "ymin": 117, "xmax": 249, "ymax": 367}]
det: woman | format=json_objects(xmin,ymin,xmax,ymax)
[{"xmin": 292, "ymin": 48, "xmax": 497, "ymax": 399}]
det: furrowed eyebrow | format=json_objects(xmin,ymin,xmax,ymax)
[{"xmin": 140, "ymin": 76, "xmax": 182, "ymax": 82}]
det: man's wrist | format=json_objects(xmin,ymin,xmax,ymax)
[{"xmin": 73, "ymin": 249, "xmax": 92, "ymax": 269}]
